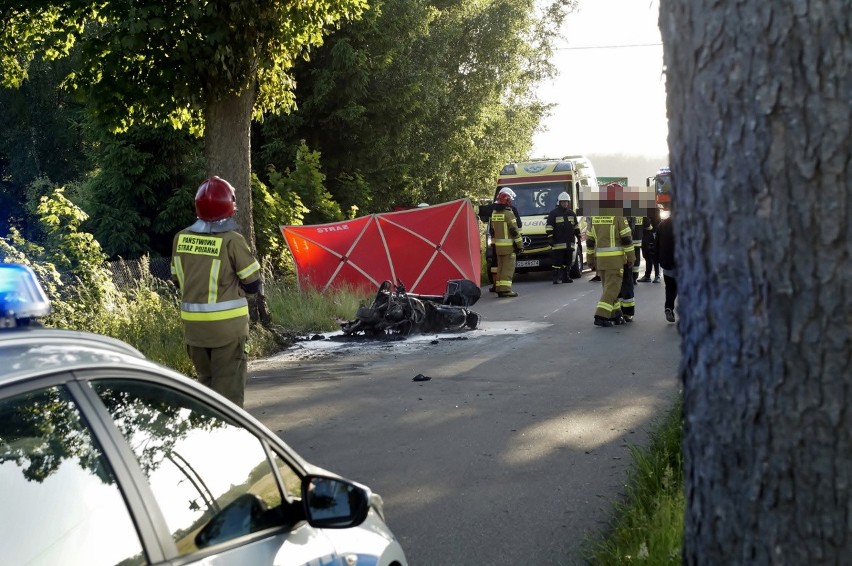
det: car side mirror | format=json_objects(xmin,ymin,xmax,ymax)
[
  {"xmin": 195, "ymin": 493, "xmax": 268, "ymax": 549},
  {"xmin": 302, "ymin": 475, "xmax": 370, "ymax": 529}
]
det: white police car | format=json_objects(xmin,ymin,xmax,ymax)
[{"xmin": 0, "ymin": 263, "xmax": 407, "ymax": 566}]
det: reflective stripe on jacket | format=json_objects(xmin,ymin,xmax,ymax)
[
  {"xmin": 545, "ymin": 206, "xmax": 580, "ymax": 249},
  {"xmin": 586, "ymin": 216, "xmax": 635, "ymax": 270},
  {"xmin": 171, "ymin": 229, "xmax": 261, "ymax": 347},
  {"xmin": 490, "ymin": 206, "xmax": 523, "ymax": 255}
]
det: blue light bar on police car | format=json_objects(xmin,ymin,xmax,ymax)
[{"xmin": 0, "ymin": 263, "xmax": 52, "ymax": 322}]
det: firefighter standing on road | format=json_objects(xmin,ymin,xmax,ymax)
[
  {"xmin": 490, "ymin": 187, "xmax": 523, "ymax": 298},
  {"xmin": 586, "ymin": 183, "xmax": 635, "ymax": 327},
  {"xmin": 545, "ymin": 192, "xmax": 580, "ymax": 284},
  {"xmin": 171, "ymin": 176, "xmax": 262, "ymax": 407},
  {"xmin": 480, "ymin": 192, "xmax": 522, "ymax": 293}
]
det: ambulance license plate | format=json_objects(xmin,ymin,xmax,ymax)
[{"xmin": 516, "ymin": 260, "xmax": 539, "ymax": 268}]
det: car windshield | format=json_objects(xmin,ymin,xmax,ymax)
[
  {"xmin": 655, "ymin": 175, "xmax": 672, "ymax": 197},
  {"xmin": 497, "ymin": 182, "xmax": 571, "ymax": 216}
]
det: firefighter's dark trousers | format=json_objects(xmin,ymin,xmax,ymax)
[
  {"xmin": 187, "ymin": 336, "xmax": 249, "ymax": 407},
  {"xmin": 550, "ymin": 246, "xmax": 573, "ymax": 279},
  {"xmin": 619, "ymin": 263, "xmax": 635, "ymax": 316}
]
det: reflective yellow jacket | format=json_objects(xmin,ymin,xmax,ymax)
[
  {"xmin": 490, "ymin": 205, "xmax": 523, "ymax": 256},
  {"xmin": 586, "ymin": 216, "xmax": 636, "ymax": 270},
  {"xmin": 171, "ymin": 228, "xmax": 261, "ymax": 347}
]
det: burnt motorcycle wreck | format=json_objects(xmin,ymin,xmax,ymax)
[{"xmin": 339, "ymin": 279, "xmax": 481, "ymax": 337}]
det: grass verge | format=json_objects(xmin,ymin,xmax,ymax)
[
  {"xmin": 584, "ymin": 395, "xmax": 684, "ymax": 564},
  {"xmin": 264, "ymin": 280, "xmax": 371, "ymax": 334}
]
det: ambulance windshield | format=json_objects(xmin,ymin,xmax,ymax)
[{"xmin": 499, "ymin": 182, "xmax": 572, "ymax": 216}]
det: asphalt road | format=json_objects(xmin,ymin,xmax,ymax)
[{"xmin": 245, "ymin": 270, "xmax": 681, "ymax": 565}]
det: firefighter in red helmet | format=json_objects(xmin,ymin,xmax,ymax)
[
  {"xmin": 489, "ymin": 187, "xmax": 523, "ymax": 297},
  {"xmin": 170, "ymin": 176, "xmax": 261, "ymax": 407}
]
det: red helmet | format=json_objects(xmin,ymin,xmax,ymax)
[
  {"xmin": 604, "ymin": 182, "xmax": 624, "ymax": 200},
  {"xmin": 195, "ymin": 176, "xmax": 236, "ymax": 221},
  {"xmin": 496, "ymin": 187, "xmax": 516, "ymax": 205}
]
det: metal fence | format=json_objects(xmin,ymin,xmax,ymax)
[{"xmin": 106, "ymin": 256, "xmax": 172, "ymax": 291}]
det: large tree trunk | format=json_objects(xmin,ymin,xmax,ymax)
[
  {"xmin": 660, "ymin": 1, "xmax": 851, "ymax": 563},
  {"xmin": 205, "ymin": 83, "xmax": 256, "ymax": 247},
  {"xmin": 205, "ymin": 82, "xmax": 270, "ymax": 324}
]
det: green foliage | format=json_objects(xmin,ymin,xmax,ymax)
[
  {"xmin": 0, "ymin": 193, "xmax": 191, "ymax": 372},
  {"xmin": 277, "ymin": 142, "xmax": 343, "ymax": 225},
  {"xmin": 79, "ymin": 124, "xmax": 203, "ymax": 258},
  {"xmin": 2, "ymin": 1, "xmax": 369, "ymax": 133},
  {"xmin": 258, "ymin": 0, "xmax": 578, "ymax": 213},
  {"xmin": 1, "ymin": 185, "xmax": 121, "ymax": 332},
  {"xmin": 335, "ymin": 171, "xmax": 372, "ymax": 216},
  {"xmin": 251, "ymin": 171, "xmax": 308, "ymax": 267},
  {"xmin": 99, "ymin": 270, "xmax": 194, "ymax": 376},
  {"xmin": 586, "ymin": 396, "xmax": 685, "ymax": 565},
  {"xmin": 0, "ymin": 56, "xmax": 91, "ymax": 239}
]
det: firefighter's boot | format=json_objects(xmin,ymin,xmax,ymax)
[
  {"xmin": 552, "ymin": 269, "xmax": 561, "ymax": 284},
  {"xmin": 562, "ymin": 268, "xmax": 572, "ymax": 283}
]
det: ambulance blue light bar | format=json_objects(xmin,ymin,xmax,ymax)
[{"xmin": 0, "ymin": 263, "xmax": 51, "ymax": 326}]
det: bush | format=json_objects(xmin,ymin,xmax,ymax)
[{"xmin": 1, "ymin": 186, "xmax": 193, "ymax": 372}]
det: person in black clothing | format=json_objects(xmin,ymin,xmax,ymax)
[
  {"xmin": 637, "ymin": 208, "xmax": 661, "ymax": 282},
  {"xmin": 655, "ymin": 212, "xmax": 677, "ymax": 322},
  {"xmin": 545, "ymin": 192, "xmax": 580, "ymax": 284}
]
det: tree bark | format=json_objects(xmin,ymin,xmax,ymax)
[
  {"xmin": 660, "ymin": 1, "xmax": 851, "ymax": 563},
  {"xmin": 205, "ymin": 82, "xmax": 270, "ymax": 324},
  {"xmin": 205, "ymin": 83, "xmax": 256, "ymax": 247}
]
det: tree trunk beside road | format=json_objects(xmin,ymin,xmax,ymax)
[
  {"xmin": 204, "ymin": 83, "xmax": 270, "ymax": 323},
  {"xmin": 660, "ymin": 1, "xmax": 851, "ymax": 562}
]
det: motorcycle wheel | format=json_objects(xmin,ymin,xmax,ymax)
[{"xmin": 465, "ymin": 311, "xmax": 480, "ymax": 329}]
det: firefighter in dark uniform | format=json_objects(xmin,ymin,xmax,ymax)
[
  {"xmin": 490, "ymin": 187, "xmax": 523, "ymax": 298},
  {"xmin": 171, "ymin": 176, "xmax": 262, "ymax": 407},
  {"xmin": 586, "ymin": 183, "xmax": 635, "ymax": 327},
  {"xmin": 545, "ymin": 191, "xmax": 580, "ymax": 284}
]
